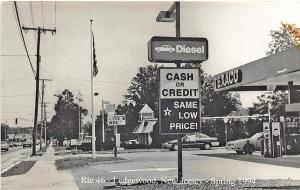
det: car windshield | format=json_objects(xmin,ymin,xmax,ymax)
[{"xmin": 250, "ymin": 132, "xmax": 263, "ymax": 140}]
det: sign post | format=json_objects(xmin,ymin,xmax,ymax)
[
  {"xmin": 151, "ymin": 2, "xmax": 207, "ymax": 183},
  {"xmin": 108, "ymin": 114, "xmax": 126, "ymax": 157}
]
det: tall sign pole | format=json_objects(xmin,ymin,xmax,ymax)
[
  {"xmin": 150, "ymin": 1, "xmax": 208, "ymax": 184},
  {"xmin": 22, "ymin": 26, "xmax": 56, "ymax": 156},
  {"xmin": 175, "ymin": 2, "xmax": 183, "ymax": 183}
]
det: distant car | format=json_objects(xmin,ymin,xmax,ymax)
[
  {"xmin": 155, "ymin": 45, "xmax": 176, "ymax": 53},
  {"xmin": 162, "ymin": 133, "xmax": 220, "ymax": 151},
  {"xmin": 63, "ymin": 139, "xmax": 71, "ymax": 147},
  {"xmin": 23, "ymin": 140, "xmax": 32, "ymax": 148},
  {"xmin": 8, "ymin": 142, "xmax": 14, "ymax": 147},
  {"xmin": 1, "ymin": 141, "xmax": 9, "ymax": 151},
  {"xmin": 15, "ymin": 142, "xmax": 22, "ymax": 146},
  {"xmin": 226, "ymin": 132, "xmax": 263, "ymax": 154}
]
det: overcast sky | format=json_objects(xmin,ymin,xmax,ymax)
[{"xmin": 2, "ymin": 1, "xmax": 300, "ymax": 127}]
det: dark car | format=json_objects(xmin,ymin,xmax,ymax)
[
  {"xmin": 23, "ymin": 140, "xmax": 32, "ymax": 148},
  {"xmin": 162, "ymin": 133, "xmax": 220, "ymax": 151}
]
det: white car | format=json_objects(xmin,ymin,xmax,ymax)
[
  {"xmin": 226, "ymin": 132, "xmax": 263, "ymax": 154},
  {"xmin": 1, "ymin": 141, "xmax": 9, "ymax": 151},
  {"xmin": 155, "ymin": 45, "xmax": 175, "ymax": 53}
]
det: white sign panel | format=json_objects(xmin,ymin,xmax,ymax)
[
  {"xmin": 159, "ymin": 68, "xmax": 200, "ymax": 134},
  {"xmin": 108, "ymin": 114, "xmax": 126, "ymax": 126},
  {"xmin": 160, "ymin": 68, "xmax": 199, "ymax": 99}
]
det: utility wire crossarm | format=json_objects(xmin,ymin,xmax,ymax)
[{"xmin": 21, "ymin": 26, "xmax": 56, "ymax": 156}]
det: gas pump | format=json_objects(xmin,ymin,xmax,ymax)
[
  {"xmin": 263, "ymin": 122, "xmax": 271, "ymax": 157},
  {"xmin": 271, "ymin": 122, "xmax": 282, "ymax": 157},
  {"xmin": 263, "ymin": 122, "xmax": 282, "ymax": 157}
]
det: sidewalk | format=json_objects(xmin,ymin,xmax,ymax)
[{"xmin": 1, "ymin": 145, "xmax": 79, "ymax": 190}]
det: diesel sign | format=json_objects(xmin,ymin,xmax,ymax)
[{"xmin": 148, "ymin": 36, "xmax": 208, "ymax": 63}]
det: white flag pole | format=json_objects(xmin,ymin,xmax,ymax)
[{"xmin": 90, "ymin": 19, "xmax": 96, "ymax": 158}]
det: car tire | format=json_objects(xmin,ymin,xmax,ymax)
[
  {"xmin": 204, "ymin": 143, "xmax": 212, "ymax": 150},
  {"xmin": 236, "ymin": 150, "xmax": 243, "ymax": 154},
  {"xmin": 243, "ymin": 144, "xmax": 254, "ymax": 155},
  {"xmin": 172, "ymin": 144, "xmax": 178, "ymax": 151}
]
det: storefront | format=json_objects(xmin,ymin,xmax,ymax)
[{"xmin": 213, "ymin": 46, "xmax": 300, "ymax": 155}]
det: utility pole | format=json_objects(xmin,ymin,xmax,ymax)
[
  {"xmin": 39, "ymin": 79, "xmax": 51, "ymax": 150},
  {"xmin": 44, "ymin": 108, "xmax": 48, "ymax": 146},
  {"xmin": 22, "ymin": 26, "xmax": 56, "ymax": 156}
]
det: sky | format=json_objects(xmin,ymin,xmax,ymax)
[{"xmin": 1, "ymin": 1, "xmax": 300, "ymax": 128}]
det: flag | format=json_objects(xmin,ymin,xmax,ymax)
[{"xmin": 92, "ymin": 32, "xmax": 98, "ymax": 77}]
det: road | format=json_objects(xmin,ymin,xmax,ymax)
[
  {"xmin": 71, "ymin": 148, "xmax": 300, "ymax": 189},
  {"xmin": 1, "ymin": 146, "xmax": 36, "ymax": 172}
]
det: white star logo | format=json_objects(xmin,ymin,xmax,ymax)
[{"xmin": 163, "ymin": 107, "xmax": 172, "ymax": 116}]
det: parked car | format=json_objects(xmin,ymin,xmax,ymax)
[
  {"xmin": 1, "ymin": 141, "xmax": 9, "ymax": 151},
  {"xmin": 23, "ymin": 140, "xmax": 32, "ymax": 148},
  {"xmin": 226, "ymin": 132, "xmax": 264, "ymax": 154},
  {"xmin": 15, "ymin": 142, "xmax": 22, "ymax": 146},
  {"xmin": 63, "ymin": 139, "xmax": 71, "ymax": 147},
  {"xmin": 162, "ymin": 133, "xmax": 220, "ymax": 151}
]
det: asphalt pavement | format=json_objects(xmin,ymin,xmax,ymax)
[{"xmin": 70, "ymin": 149, "xmax": 300, "ymax": 189}]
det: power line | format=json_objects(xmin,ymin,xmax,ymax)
[{"xmin": 13, "ymin": 1, "xmax": 36, "ymax": 76}]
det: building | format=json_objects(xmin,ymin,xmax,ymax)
[
  {"xmin": 132, "ymin": 104, "xmax": 158, "ymax": 146},
  {"xmin": 214, "ymin": 45, "xmax": 300, "ymax": 155}
]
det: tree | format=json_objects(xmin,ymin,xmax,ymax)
[
  {"xmin": 266, "ymin": 24, "xmax": 296, "ymax": 56},
  {"xmin": 248, "ymin": 91, "xmax": 288, "ymax": 118},
  {"xmin": 249, "ymin": 24, "xmax": 296, "ymax": 117},
  {"xmin": 1, "ymin": 123, "xmax": 9, "ymax": 140},
  {"xmin": 48, "ymin": 89, "xmax": 88, "ymax": 145}
]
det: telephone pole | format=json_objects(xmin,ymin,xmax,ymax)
[
  {"xmin": 39, "ymin": 79, "xmax": 51, "ymax": 150},
  {"xmin": 22, "ymin": 26, "xmax": 56, "ymax": 156}
]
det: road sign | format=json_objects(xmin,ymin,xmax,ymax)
[
  {"xmin": 159, "ymin": 68, "xmax": 200, "ymax": 134},
  {"xmin": 107, "ymin": 114, "xmax": 126, "ymax": 126},
  {"xmin": 148, "ymin": 36, "xmax": 208, "ymax": 63}
]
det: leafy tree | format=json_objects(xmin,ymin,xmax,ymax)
[
  {"xmin": 249, "ymin": 24, "xmax": 296, "ymax": 117},
  {"xmin": 48, "ymin": 89, "xmax": 88, "ymax": 145},
  {"xmin": 266, "ymin": 25, "xmax": 296, "ymax": 56},
  {"xmin": 1, "ymin": 123, "xmax": 9, "ymax": 140},
  {"xmin": 248, "ymin": 91, "xmax": 288, "ymax": 118},
  {"xmin": 201, "ymin": 75, "xmax": 241, "ymax": 116}
]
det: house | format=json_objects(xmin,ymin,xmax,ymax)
[{"xmin": 133, "ymin": 104, "xmax": 158, "ymax": 146}]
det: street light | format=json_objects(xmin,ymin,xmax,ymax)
[{"xmin": 156, "ymin": 3, "xmax": 176, "ymax": 22}]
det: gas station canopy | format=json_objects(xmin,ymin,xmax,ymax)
[{"xmin": 213, "ymin": 46, "xmax": 300, "ymax": 92}]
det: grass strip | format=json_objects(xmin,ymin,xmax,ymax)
[
  {"xmin": 1, "ymin": 161, "xmax": 36, "ymax": 177},
  {"xmin": 55, "ymin": 156, "xmax": 126, "ymax": 170}
]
